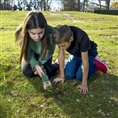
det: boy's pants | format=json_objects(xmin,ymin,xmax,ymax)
[{"xmin": 64, "ymin": 51, "xmax": 98, "ymax": 82}]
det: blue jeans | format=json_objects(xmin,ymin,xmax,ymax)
[{"xmin": 64, "ymin": 51, "xmax": 98, "ymax": 82}]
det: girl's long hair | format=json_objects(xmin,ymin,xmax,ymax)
[{"xmin": 15, "ymin": 11, "xmax": 49, "ymax": 64}]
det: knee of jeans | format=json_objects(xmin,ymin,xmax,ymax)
[
  {"xmin": 65, "ymin": 71, "xmax": 74, "ymax": 79},
  {"xmin": 76, "ymin": 73, "xmax": 82, "ymax": 82}
]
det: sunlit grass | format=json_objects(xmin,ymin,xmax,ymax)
[{"xmin": 0, "ymin": 10, "xmax": 118, "ymax": 118}]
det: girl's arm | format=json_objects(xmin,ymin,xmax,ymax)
[
  {"xmin": 28, "ymin": 48, "xmax": 45, "ymax": 77},
  {"xmin": 28, "ymin": 48, "xmax": 41, "ymax": 70}
]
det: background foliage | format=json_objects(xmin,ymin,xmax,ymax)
[{"xmin": 0, "ymin": 0, "xmax": 118, "ymax": 11}]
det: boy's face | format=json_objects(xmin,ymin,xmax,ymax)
[{"xmin": 57, "ymin": 37, "xmax": 73, "ymax": 50}]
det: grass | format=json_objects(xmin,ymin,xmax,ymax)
[{"xmin": 0, "ymin": 10, "xmax": 118, "ymax": 118}]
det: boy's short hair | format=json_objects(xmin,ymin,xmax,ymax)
[{"xmin": 52, "ymin": 24, "xmax": 73, "ymax": 44}]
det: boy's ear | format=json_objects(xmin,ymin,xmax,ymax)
[{"xmin": 70, "ymin": 36, "xmax": 74, "ymax": 41}]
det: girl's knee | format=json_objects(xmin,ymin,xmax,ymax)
[
  {"xmin": 22, "ymin": 68, "xmax": 34, "ymax": 78},
  {"xmin": 21, "ymin": 62, "xmax": 34, "ymax": 78}
]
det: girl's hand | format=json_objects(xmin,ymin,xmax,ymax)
[
  {"xmin": 76, "ymin": 84, "xmax": 88, "ymax": 94},
  {"xmin": 34, "ymin": 65, "xmax": 45, "ymax": 77},
  {"xmin": 34, "ymin": 70, "xmax": 38, "ymax": 75},
  {"xmin": 53, "ymin": 77, "xmax": 65, "ymax": 84}
]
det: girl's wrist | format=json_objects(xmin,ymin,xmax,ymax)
[{"xmin": 35, "ymin": 65, "xmax": 39, "ymax": 69}]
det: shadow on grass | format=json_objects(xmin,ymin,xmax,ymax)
[
  {"xmin": 0, "ymin": 105, "xmax": 7, "ymax": 118},
  {"xmin": 0, "ymin": 61, "xmax": 117, "ymax": 117},
  {"xmin": 25, "ymin": 72, "xmax": 118, "ymax": 118},
  {"xmin": 0, "ymin": 62, "xmax": 118, "ymax": 117}
]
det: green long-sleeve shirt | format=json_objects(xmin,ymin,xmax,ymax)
[{"xmin": 28, "ymin": 27, "xmax": 55, "ymax": 70}]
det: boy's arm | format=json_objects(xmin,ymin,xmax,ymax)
[
  {"xmin": 59, "ymin": 48, "xmax": 65, "ymax": 78},
  {"xmin": 76, "ymin": 51, "xmax": 89, "ymax": 94},
  {"xmin": 53, "ymin": 48, "xmax": 65, "ymax": 83}
]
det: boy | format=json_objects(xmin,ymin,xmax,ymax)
[{"xmin": 52, "ymin": 25, "xmax": 107, "ymax": 94}]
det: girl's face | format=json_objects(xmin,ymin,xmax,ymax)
[{"xmin": 28, "ymin": 28, "xmax": 45, "ymax": 42}]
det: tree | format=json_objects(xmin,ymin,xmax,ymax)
[
  {"xmin": 82, "ymin": 0, "xmax": 88, "ymax": 12},
  {"xmin": 112, "ymin": 1, "xmax": 118, "ymax": 9},
  {"xmin": 1, "ymin": 0, "xmax": 12, "ymax": 10},
  {"xmin": 98, "ymin": 0, "xmax": 111, "ymax": 10},
  {"xmin": 61, "ymin": 0, "xmax": 80, "ymax": 11},
  {"xmin": 78, "ymin": 0, "xmax": 80, "ymax": 11},
  {"xmin": 10, "ymin": 0, "xmax": 52, "ymax": 11},
  {"xmin": 98, "ymin": 0, "xmax": 102, "ymax": 9},
  {"xmin": 105, "ymin": 0, "xmax": 111, "ymax": 10}
]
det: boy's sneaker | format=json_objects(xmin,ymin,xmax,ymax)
[{"xmin": 94, "ymin": 58, "xmax": 108, "ymax": 73}]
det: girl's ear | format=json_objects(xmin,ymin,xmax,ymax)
[{"xmin": 70, "ymin": 36, "xmax": 74, "ymax": 41}]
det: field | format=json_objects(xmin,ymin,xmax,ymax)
[{"xmin": 0, "ymin": 10, "xmax": 118, "ymax": 118}]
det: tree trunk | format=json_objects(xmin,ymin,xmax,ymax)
[{"xmin": 78, "ymin": 0, "xmax": 80, "ymax": 11}]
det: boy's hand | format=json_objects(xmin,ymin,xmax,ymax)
[
  {"xmin": 76, "ymin": 84, "xmax": 88, "ymax": 94},
  {"xmin": 53, "ymin": 77, "xmax": 65, "ymax": 83}
]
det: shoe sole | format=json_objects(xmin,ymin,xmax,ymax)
[{"xmin": 95, "ymin": 57, "xmax": 108, "ymax": 73}]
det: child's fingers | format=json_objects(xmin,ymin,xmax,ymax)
[
  {"xmin": 61, "ymin": 79, "xmax": 65, "ymax": 83},
  {"xmin": 52, "ymin": 79, "xmax": 58, "ymax": 84},
  {"xmin": 52, "ymin": 80, "xmax": 57, "ymax": 84},
  {"xmin": 76, "ymin": 85, "xmax": 81, "ymax": 89},
  {"xmin": 80, "ymin": 89, "xmax": 88, "ymax": 94},
  {"xmin": 53, "ymin": 78, "xmax": 62, "ymax": 83},
  {"xmin": 34, "ymin": 71, "xmax": 38, "ymax": 75}
]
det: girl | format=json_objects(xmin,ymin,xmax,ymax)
[{"xmin": 15, "ymin": 11, "xmax": 59, "ymax": 78}]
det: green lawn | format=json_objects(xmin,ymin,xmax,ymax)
[{"xmin": 0, "ymin": 10, "xmax": 118, "ymax": 118}]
